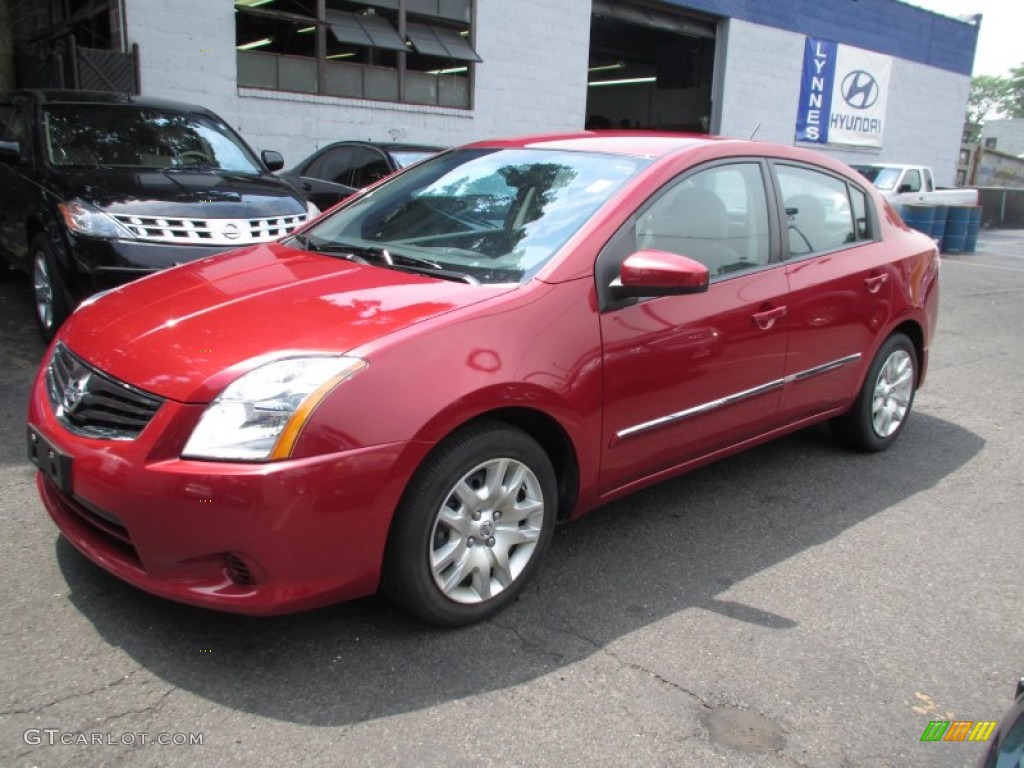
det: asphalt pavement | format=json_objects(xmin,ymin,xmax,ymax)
[{"xmin": 0, "ymin": 231, "xmax": 1021, "ymax": 767}]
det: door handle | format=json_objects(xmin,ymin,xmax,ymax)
[
  {"xmin": 751, "ymin": 305, "xmax": 787, "ymax": 330},
  {"xmin": 301, "ymin": 182, "xmax": 313, "ymax": 191},
  {"xmin": 864, "ymin": 274, "xmax": 889, "ymax": 294}
]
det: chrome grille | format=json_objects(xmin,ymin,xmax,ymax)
[
  {"xmin": 46, "ymin": 344, "xmax": 165, "ymax": 440},
  {"xmin": 109, "ymin": 212, "xmax": 309, "ymax": 245}
]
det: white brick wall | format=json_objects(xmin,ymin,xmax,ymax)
[
  {"xmin": 982, "ymin": 120, "xmax": 1024, "ymax": 158},
  {"xmin": 125, "ymin": 3, "xmax": 968, "ymax": 185},
  {"xmin": 718, "ymin": 19, "xmax": 970, "ymax": 186},
  {"xmin": 125, "ymin": 0, "xmax": 590, "ymax": 168}
]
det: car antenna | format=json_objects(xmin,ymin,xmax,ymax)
[{"xmin": 749, "ymin": 123, "xmax": 761, "ymax": 140}]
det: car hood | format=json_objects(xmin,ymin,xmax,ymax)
[
  {"xmin": 61, "ymin": 243, "xmax": 516, "ymax": 402},
  {"xmin": 52, "ymin": 168, "xmax": 306, "ymax": 217}
]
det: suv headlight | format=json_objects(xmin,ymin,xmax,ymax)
[
  {"xmin": 183, "ymin": 356, "xmax": 366, "ymax": 461},
  {"xmin": 58, "ymin": 199, "xmax": 138, "ymax": 240}
]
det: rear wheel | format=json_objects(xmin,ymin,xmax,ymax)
[
  {"xmin": 31, "ymin": 235, "xmax": 70, "ymax": 342},
  {"xmin": 830, "ymin": 333, "xmax": 917, "ymax": 452},
  {"xmin": 383, "ymin": 422, "xmax": 557, "ymax": 626}
]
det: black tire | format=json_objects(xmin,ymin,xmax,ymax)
[
  {"xmin": 383, "ymin": 421, "xmax": 557, "ymax": 627},
  {"xmin": 31, "ymin": 234, "xmax": 71, "ymax": 342},
  {"xmin": 830, "ymin": 333, "xmax": 917, "ymax": 452}
]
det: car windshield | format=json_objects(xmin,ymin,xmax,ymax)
[
  {"xmin": 852, "ymin": 165, "xmax": 902, "ymax": 191},
  {"xmin": 42, "ymin": 104, "xmax": 263, "ymax": 172},
  {"xmin": 299, "ymin": 148, "xmax": 649, "ymax": 284}
]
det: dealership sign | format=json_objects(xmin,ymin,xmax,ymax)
[{"xmin": 795, "ymin": 37, "xmax": 892, "ymax": 149}]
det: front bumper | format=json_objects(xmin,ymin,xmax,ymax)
[
  {"xmin": 28, "ymin": 354, "xmax": 421, "ymax": 616},
  {"xmin": 63, "ymin": 235, "xmax": 236, "ymax": 298}
]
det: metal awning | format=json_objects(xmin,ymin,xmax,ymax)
[
  {"xmin": 406, "ymin": 22, "xmax": 482, "ymax": 62},
  {"xmin": 591, "ymin": 0, "xmax": 715, "ymax": 39},
  {"xmin": 327, "ymin": 11, "xmax": 407, "ymax": 52}
]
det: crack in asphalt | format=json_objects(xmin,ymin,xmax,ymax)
[
  {"xmin": 89, "ymin": 684, "xmax": 177, "ymax": 729},
  {"xmin": 0, "ymin": 670, "xmax": 141, "ymax": 716}
]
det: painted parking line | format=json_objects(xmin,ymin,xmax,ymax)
[{"xmin": 941, "ymin": 258, "xmax": 1024, "ymax": 273}]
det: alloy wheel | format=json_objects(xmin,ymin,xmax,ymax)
[
  {"xmin": 871, "ymin": 349, "xmax": 914, "ymax": 438},
  {"xmin": 33, "ymin": 250, "xmax": 54, "ymax": 331},
  {"xmin": 429, "ymin": 457, "xmax": 545, "ymax": 604}
]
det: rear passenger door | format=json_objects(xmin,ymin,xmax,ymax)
[{"xmin": 773, "ymin": 162, "xmax": 893, "ymax": 420}]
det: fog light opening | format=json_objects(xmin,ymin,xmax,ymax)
[{"xmin": 224, "ymin": 553, "xmax": 256, "ymax": 585}]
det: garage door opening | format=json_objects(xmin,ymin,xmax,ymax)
[{"xmin": 586, "ymin": 1, "xmax": 717, "ymax": 133}]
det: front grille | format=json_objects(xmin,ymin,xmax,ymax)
[
  {"xmin": 43, "ymin": 475, "xmax": 141, "ymax": 566},
  {"xmin": 47, "ymin": 344, "xmax": 165, "ymax": 440},
  {"xmin": 109, "ymin": 212, "xmax": 309, "ymax": 245}
]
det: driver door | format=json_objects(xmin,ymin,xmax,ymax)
[{"xmin": 598, "ymin": 160, "xmax": 790, "ymax": 495}]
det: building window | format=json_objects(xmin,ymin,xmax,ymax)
[
  {"xmin": 984, "ymin": 137, "xmax": 997, "ymax": 149},
  {"xmin": 235, "ymin": 0, "xmax": 478, "ymax": 108}
]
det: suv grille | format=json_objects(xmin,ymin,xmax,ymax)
[
  {"xmin": 109, "ymin": 213, "xmax": 309, "ymax": 245},
  {"xmin": 46, "ymin": 344, "xmax": 165, "ymax": 440}
]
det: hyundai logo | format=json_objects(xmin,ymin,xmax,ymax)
[
  {"xmin": 221, "ymin": 222, "xmax": 241, "ymax": 240},
  {"xmin": 841, "ymin": 70, "xmax": 880, "ymax": 110},
  {"xmin": 62, "ymin": 374, "xmax": 91, "ymax": 413}
]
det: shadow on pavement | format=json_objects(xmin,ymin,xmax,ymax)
[{"xmin": 53, "ymin": 410, "xmax": 984, "ymax": 727}]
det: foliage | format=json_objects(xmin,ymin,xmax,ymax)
[
  {"xmin": 967, "ymin": 63, "xmax": 1024, "ymax": 125},
  {"xmin": 966, "ymin": 75, "xmax": 1009, "ymax": 124}
]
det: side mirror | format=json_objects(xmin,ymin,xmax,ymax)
[
  {"xmin": 611, "ymin": 250, "xmax": 710, "ymax": 299},
  {"xmin": 0, "ymin": 138, "xmax": 21, "ymax": 163},
  {"xmin": 262, "ymin": 150, "xmax": 284, "ymax": 172},
  {"xmin": 897, "ymin": 183, "xmax": 914, "ymax": 194}
]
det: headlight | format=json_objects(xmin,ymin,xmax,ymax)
[
  {"xmin": 305, "ymin": 199, "xmax": 320, "ymax": 218},
  {"xmin": 58, "ymin": 199, "xmax": 137, "ymax": 240},
  {"xmin": 182, "ymin": 356, "xmax": 366, "ymax": 461}
]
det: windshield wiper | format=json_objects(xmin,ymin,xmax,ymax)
[{"xmin": 299, "ymin": 239, "xmax": 479, "ymax": 284}]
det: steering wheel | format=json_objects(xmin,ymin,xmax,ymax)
[{"xmin": 176, "ymin": 151, "xmax": 213, "ymax": 167}]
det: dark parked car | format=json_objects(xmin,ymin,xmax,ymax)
[
  {"xmin": 28, "ymin": 132, "xmax": 938, "ymax": 626},
  {"xmin": 279, "ymin": 140, "xmax": 442, "ymax": 211},
  {"xmin": 0, "ymin": 89, "xmax": 317, "ymax": 339},
  {"xmin": 977, "ymin": 678, "xmax": 1024, "ymax": 767}
]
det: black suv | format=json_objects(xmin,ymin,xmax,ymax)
[{"xmin": 0, "ymin": 90, "xmax": 316, "ymax": 339}]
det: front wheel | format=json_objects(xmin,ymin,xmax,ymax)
[
  {"xmin": 383, "ymin": 422, "xmax": 557, "ymax": 626},
  {"xmin": 830, "ymin": 333, "xmax": 917, "ymax": 452},
  {"xmin": 31, "ymin": 234, "xmax": 71, "ymax": 342}
]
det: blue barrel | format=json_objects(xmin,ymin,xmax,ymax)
[
  {"xmin": 901, "ymin": 204, "xmax": 935, "ymax": 236},
  {"xmin": 942, "ymin": 206, "xmax": 970, "ymax": 253},
  {"xmin": 963, "ymin": 206, "xmax": 982, "ymax": 253},
  {"xmin": 930, "ymin": 205, "xmax": 948, "ymax": 240}
]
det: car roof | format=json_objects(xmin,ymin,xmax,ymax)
[
  {"xmin": 464, "ymin": 131, "xmax": 720, "ymax": 158},
  {"xmin": 462, "ymin": 131, "xmax": 867, "ymax": 177},
  {"xmin": 9, "ymin": 89, "xmax": 220, "ymax": 117},
  {"xmin": 319, "ymin": 141, "xmax": 444, "ymax": 152}
]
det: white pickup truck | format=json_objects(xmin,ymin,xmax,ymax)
[{"xmin": 851, "ymin": 163, "xmax": 978, "ymax": 206}]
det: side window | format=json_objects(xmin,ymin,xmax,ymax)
[
  {"xmin": 349, "ymin": 148, "xmax": 391, "ymax": 188},
  {"xmin": 776, "ymin": 165, "xmax": 856, "ymax": 257},
  {"xmin": 902, "ymin": 168, "xmax": 921, "ymax": 193},
  {"xmin": 850, "ymin": 184, "xmax": 872, "ymax": 240},
  {"xmin": 0, "ymin": 102, "xmax": 28, "ymax": 144},
  {"xmin": 307, "ymin": 146, "xmax": 360, "ymax": 186},
  {"xmin": 635, "ymin": 163, "xmax": 770, "ymax": 277}
]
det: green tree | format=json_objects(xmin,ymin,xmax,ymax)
[
  {"xmin": 966, "ymin": 74, "xmax": 1009, "ymax": 124},
  {"xmin": 1003, "ymin": 64, "xmax": 1024, "ymax": 118}
]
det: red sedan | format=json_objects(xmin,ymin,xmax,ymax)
[{"xmin": 27, "ymin": 133, "xmax": 938, "ymax": 626}]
